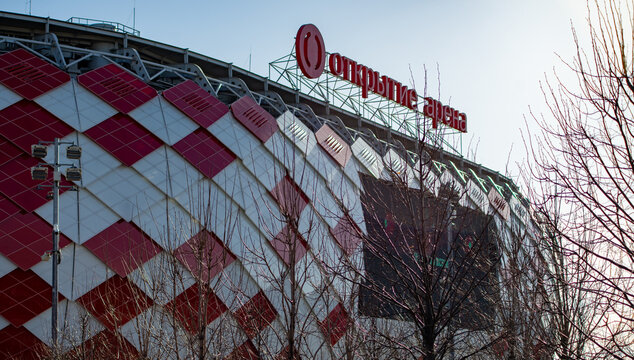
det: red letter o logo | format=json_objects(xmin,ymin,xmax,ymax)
[{"xmin": 296, "ymin": 24, "xmax": 326, "ymax": 79}]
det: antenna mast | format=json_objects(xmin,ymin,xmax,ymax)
[{"xmin": 133, "ymin": 0, "xmax": 136, "ymax": 30}]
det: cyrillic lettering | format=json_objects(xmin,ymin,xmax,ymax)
[
  {"xmin": 367, "ymin": 67, "xmax": 376, "ymax": 93},
  {"xmin": 376, "ymin": 75, "xmax": 386, "ymax": 96},
  {"xmin": 384, "ymin": 76, "xmax": 395, "ymax": 101},
  {"xmin": 407, "ymin": 89, "xmax": 418, "ymax": 110},
  {"xmin": 443, "ymin": 105, "xmax": 452, "ymax": 125},
  {"xmin": 458, "ymin": 113, "xmax": 467, "ymax": 132},
  {"xmin": 341, "ymin": 56, "xmax": 352, "ymax": 82},
  {"xmin": 348, "ymin": 59, "xmax": 358, "ymax": 83},
  {"xmin": 359, "ymin": 65, "xmax": 369, "ymax": 98},
  {"xmin": 328, "ymin": 53, "xmax": 343, "ymax": 76},
  {"xmin": 396, "ymin": 83, "xmax": 408, "ymax": 107}
]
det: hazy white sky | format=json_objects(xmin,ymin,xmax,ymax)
[{"xmin": 2, "ymin": 0, "xmax": 590, "ymax": 184}]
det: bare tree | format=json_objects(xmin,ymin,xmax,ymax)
[
  {"xmin": 527, "ymin": 0, "xmax": 634, "ymax": 357},
  {"xmin": 351, "ymin": 147, "xmax": 505, "ymax": 360}
]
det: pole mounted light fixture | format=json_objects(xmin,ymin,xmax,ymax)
[
  {"xmin": 29, "ymin": 138, "xmax": 82, "ymax": 354},
  {"xmin": 30, "ymin": 166, "xmax": 48, "ymax": 180},
  {"xmin": 66, "ymin": 145, "xmax": 82, "ymax": 159},
  {"xmin": 65, "ymin": 166, "xmax": 82, "ymax": 181},
  {"xmin": 31, "ymin": 144, "xmax": 48, "ymax": 158}
]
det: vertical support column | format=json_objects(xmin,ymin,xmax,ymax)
[{"xmin": 51, "ymin": 138, "xmax": 60, "ymax": 353}]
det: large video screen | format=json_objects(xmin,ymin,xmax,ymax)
[{"xmin": 358, "ymin": 174, "xmax": 499, "ymax": 329}]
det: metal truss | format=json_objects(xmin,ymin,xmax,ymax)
[
  {"xmin": 268, "ymin": 49, "xmax": 464, "ymax": 157},
  {"xmin": 0, "ymin": 25, "xmax": 531, "ymax": 216},
  {"xmin": 0, "ymin": 31, "xmax": 454, "ymax": 166}
]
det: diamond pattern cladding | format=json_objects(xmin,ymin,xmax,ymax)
[
  {"xmin": 0, "ymin": 49, "xmax": 70, "ymax": 100},
  {"xmin": 230, "ymin": 96, "xmax": 278, "ymax": 143},
  {"xmin": 163, "ymin": 79, "xmax": 229, "ymax": 128},
  {"xmin": 233, "ymin": 291, "xmax": 277, "ymax": 339},
  {"xmin": 84, "ymin": 113, "xmax": 162, "ymax": 166},
  {"xmin": 166, "ymin": 285, "xmax": 227, "ymax": 334},
  {"xmin": 315, "ymin": 124, "xmax": 352, "ymax": 168},
  {"xmin": 77, "ymin": 63, "xmax": 156, "ymax": 114},
  {"xmin": 0, "ymin": 136, "xmax": 21, "ymax": 167},
  {"xmin": 68, "ymin": 329, "xmax": 139, "ymax": 359},
  {"xmin": 127, "ymin": 251, "xmax": 195, "ymax": 305},
  {"xmin": 172, "ymin": 128, "xmax": 236, "ymax": 179},
  {"xmin": 0, "ymin": 154, "xmax": 72, "ymax": 212},
  {"xmin": 83, "ymin": 220, "xmax": 162, "ymax": 277},
  {"xmin": 77, "ymin": 275, "xmax": 153, "ymax": 330},
  {"xmin": 0, "ymin": 38, "xmax": 371, "ymax": 358},
  {"xmin": 128, "ymin": 96, "xmax": 198, "ymax": 145},
  {"xmin": 330, "ymin": 215, "xmax": 363, "ymax": 256},
  {"xmin": 30, "ymin": 244, "xmax": 113, "ymax": 300},
  {"xmin": 0, "ymin": 269, "xmax": 63, "ymax": 327},
  {"xmin": 319, "ymin": 303, "xmax": 349, "ymax": 345},
  {"xmin": 0, "ymin": 83, "xmax": 21, "ymax": 111},
  {"xmin": 0, "ymin": 100, "xmax": 73, "ymax": 154},
  {"xmin": 34, "ymin": 189, "xmax": 120, "ymax": 244},
  {"xmin": 0, "ymin": 325, "xmax": 47, "ymax": 360},
  {"xmin": 270, "ymin": 225, "xmax": 308, "ymax": 266},
  {"xmin": 0, "ymin": 194, "xmax": 71, "ymax": 270},
  {"xmin": 174, "ymin": 229, "xmax": 235, "ymax": 283},
  {"xmin": 34, "ymin": 80, "xmax": 118, "ymax": 131},
  {"xmin": 270, "ymin": 175, "xmax": 309, "ymax": 220},
  {"xmin": 85, "ymin": 166, "xmax": 164, "ymax": 222}
]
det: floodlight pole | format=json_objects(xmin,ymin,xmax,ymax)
[
  {"xmin": 31, "ymin": 138, "xmax": 82, "ymax": 354},
  {"xmin": 51, "ymin": 137, "xmax": 60, "ymax": 353}
]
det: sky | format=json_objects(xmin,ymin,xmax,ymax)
[{"xmin": 2, "ymin": 0, "xmax": 590, "ymax": 185}]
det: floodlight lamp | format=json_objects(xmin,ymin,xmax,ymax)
[
  {"xmin": 31, "ymin": 166, "xmax": 48, "ymax": 180},
  {"xmin": 66, "ymin": 145, "xmax": 82, "ymax": 159},
  {"xmin": 65, "ymin": 167, "xmax": 82, "ymax": 181},
  {"xmin": 31, "ymin": 144, "xmax": 48, "ymax": 158}
]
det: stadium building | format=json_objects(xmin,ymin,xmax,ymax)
[{"xmin": 0, "ymin": 12, "xmax": 537, "ymax": 359}]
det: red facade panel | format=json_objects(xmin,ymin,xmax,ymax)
[
  {"xmin": 233, "ymin": 291, "xmax": 277, "ymax": 339},
  {"xmin": 84, "ymin": 113, "xmax": 162, "ymax": 166},
  {"xmin": 0, "ymin": 191, "xmax": 20, "ymax": 218},
  {"xmin": 162, "ymin": 79, "xmax": 229, "ymax": 128},
  {"xmin": 318, "ymin": 303, "xmax": 349, "ymax": 345},
  {"xmin": 0, "ymin": 325, "xmax": 48, "ymax": 360},
  {"xmin": 83, "ymin": 220, "xmax": 162, "ymax": 277},
  {"xmin": 230, "ymin": 96, "xmax": 278, "ymax": 143},
  {"xmin": 68, "ymin": 329, "xmax": 140, "ymax": 359},
  {"xmin": 270, "ymin": 225, "xmax": 308, "ymax": 266},
  {"xmin": 0, "ymin": 100, "xmax": 73, "ymax": 154},
  {"xmin": 314, "ymin": 124, "xmax": 351, "ymax": 168},
  {"xmin": 276, "ymin": 345, "xmax": 301, "ymax": 360},
  {"xmin": 0, "ymin": 49, "xmax": 70, "ymax": 100},
  {"xmin": 330, "ymin": 215, "xmax": 363, "ymax": 256},
  {"xmin": 226, "ymin": 340, "xmax": 260, "ymax": 360},
  {"xmin": 0, "ymin": 155, "xmax": 71, "ymax": 212},
  {"xmin": 0, "ymin": 269, "xmax": 64, "ymax": 327},
  {"xmin": 77, "ymin": 63, "xmax": 157, "ymax": 114},
  {"xmin": 174, "ymin": 229, "xmax": 235, "ymax": 283},
  {"xmin": 270, "ymin": 175, "xmax": 309, "ymax": 220},
  {"xmin": 0, "ymin": 194, "xmax": 71, "ymax": 270},
  {"xmin": 172, "ymin": 128, "xmax": 236, "ymax": 179},
  {"xmin": 77, "ymin": 275, "xmax": 153, "ymax": 330},
  {"xmin": 0, "ymin": 136, "xmax": 22, "ymax": 167},
  {"xmin": 166, "ymin": 285, "xmax": 227, "ymax": 334}
]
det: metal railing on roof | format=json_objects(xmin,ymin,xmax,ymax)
[
  {"xmin": 0, "ymin": 27, "xmax": 521, "ymax": 203},
  {"xmin": 66, "ymin": 17, "xmax": 140, "ymax": 36}
]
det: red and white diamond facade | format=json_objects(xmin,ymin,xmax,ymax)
[
  {"xmin": 0, "ymin": 13, "xmax": 534, "ymax": 360},
  {"xmin": 0, "ymin": 48, "xmax": 364, "ymax": 359}
]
